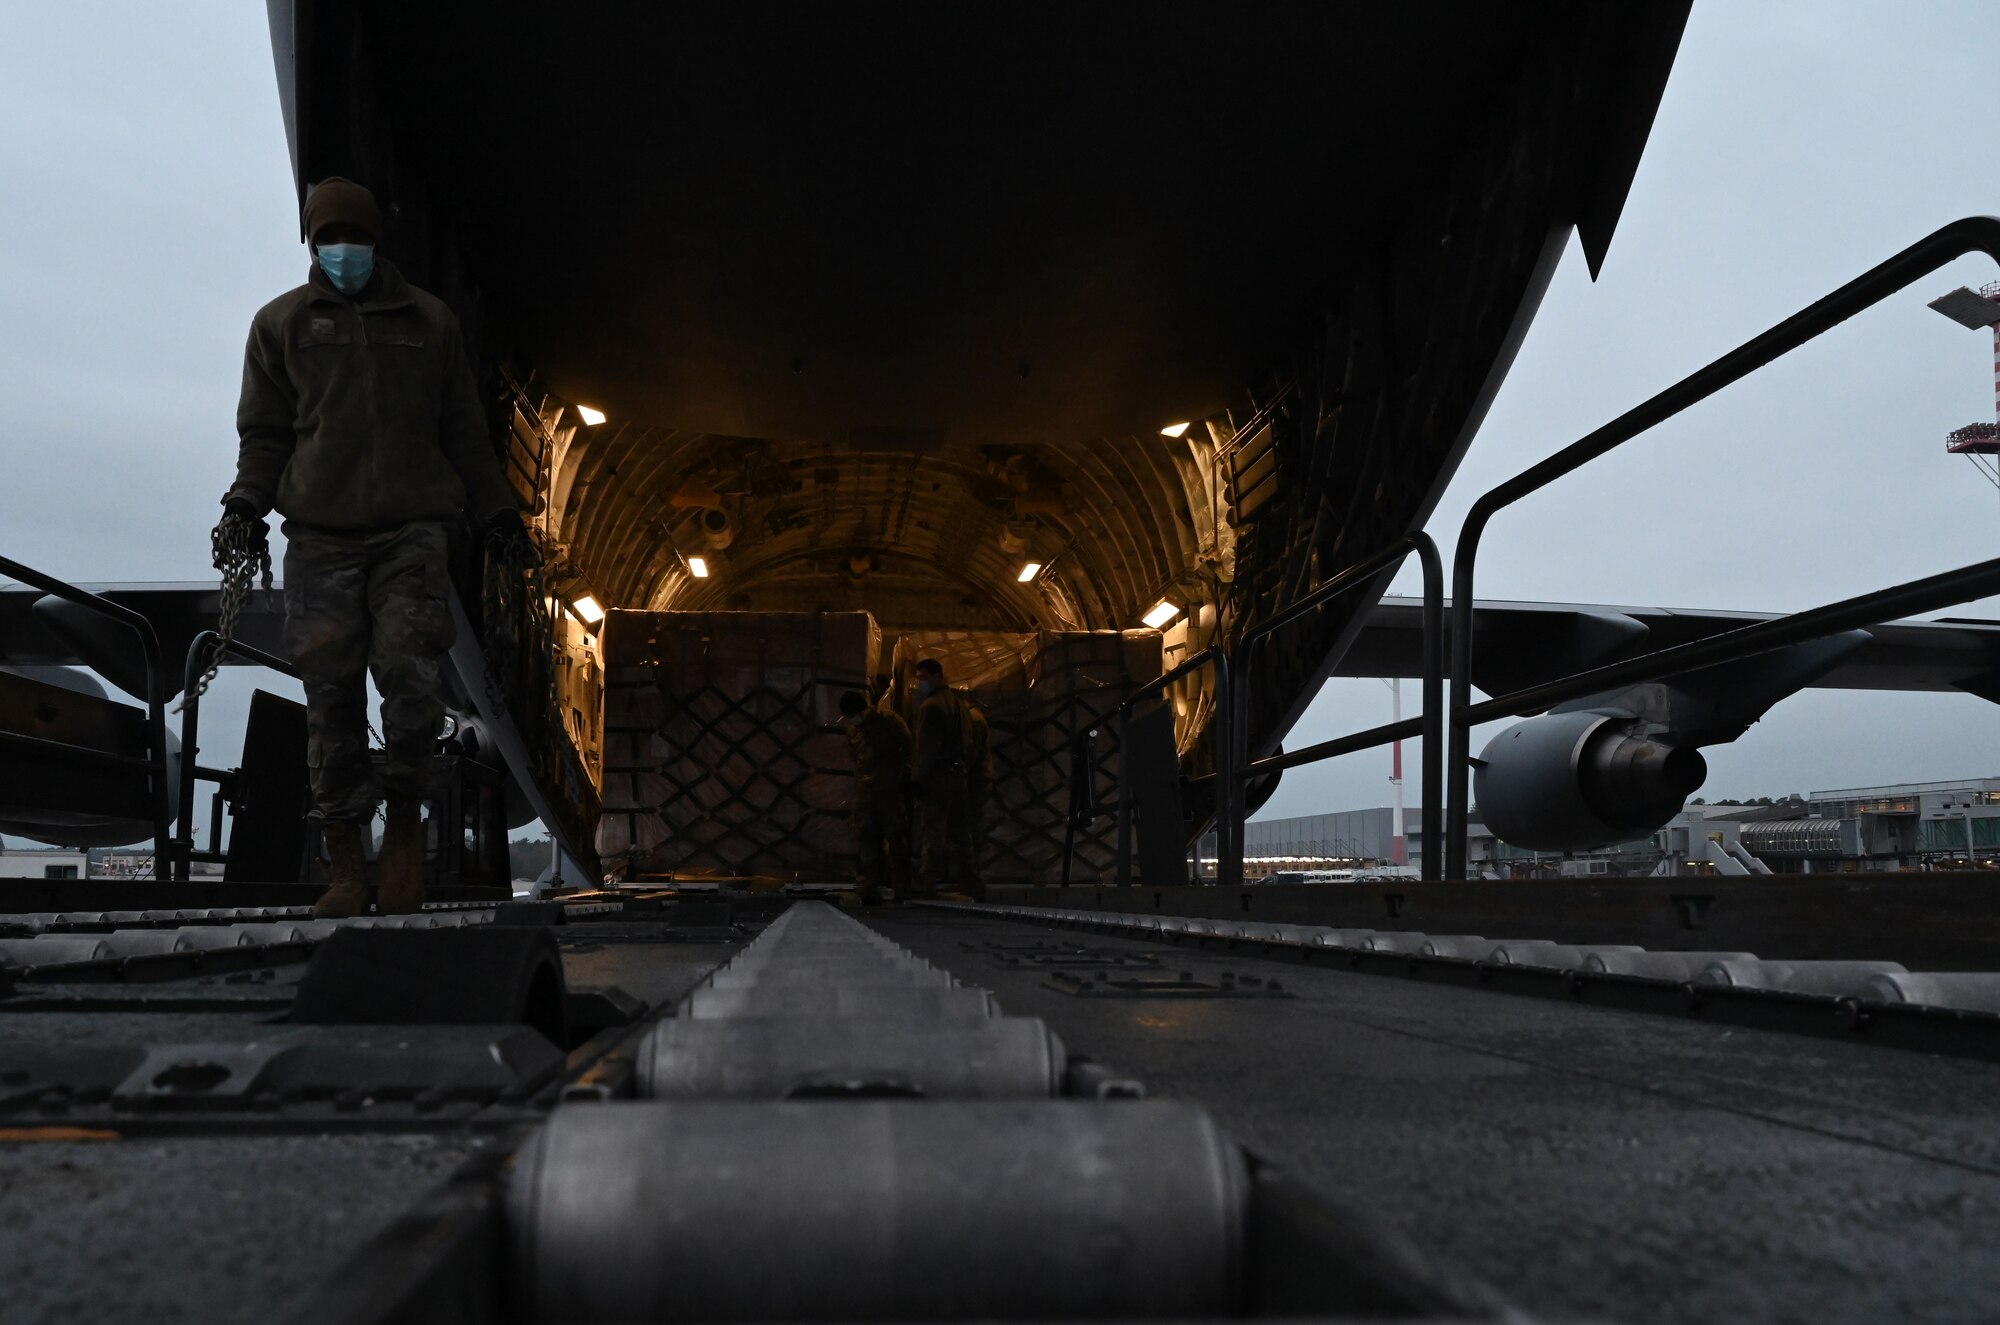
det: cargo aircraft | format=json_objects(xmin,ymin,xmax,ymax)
[
  {"xmin": 13, "ymin": 1, "xmax": 1996, "ymax": 883},
  {"xmin": 18, "ymin": 10, "xmax": 2000, "ymax": 1325}
]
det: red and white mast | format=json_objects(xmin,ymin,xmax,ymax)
[
  {"xmin": 1934, "ymin": 282, "xmax": 2000, "ymax": 490},
  {"xmin": 1387, "ymin": 677, "xmax": 1406, "ymax": 865}
]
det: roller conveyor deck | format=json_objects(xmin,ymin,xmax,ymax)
[{"xmin": 4, "ymin": 896, "xmax": 1999, "ymax": 1325}]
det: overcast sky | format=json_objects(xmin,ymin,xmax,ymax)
[
  {"xmin": 1, "ymin": 1, "xmax": 308, "ymax": 849},
  {"xmin": 1264, "ymin": 0, "xmax": 2000, "ymax": 819},
  {"xmin": 4, "ymin": 3, "xmax": 2000, "ymax": 844}
]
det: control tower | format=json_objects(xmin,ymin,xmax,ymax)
[{"xmin": 1933, "ymin": 281, "xmax": 2000, "ymax": 484}]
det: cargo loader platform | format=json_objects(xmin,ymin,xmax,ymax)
[{"xmin": 4, "ymin": 894, "xmax": 2000, "ymax": 1325}]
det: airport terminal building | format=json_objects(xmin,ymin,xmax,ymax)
[
  {"xmin": 1773, "ymin": 778, "xmax": 2000, "ymax": 866},
  {"xmin": 1202, "ymin": 809, "xmax": 1504, "ymax": 879},
  {"xmin": 1229, "ymin": 777, "xmax": 2000, "ymax": 878}
]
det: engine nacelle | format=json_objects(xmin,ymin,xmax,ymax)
[
  {"xmin": 1473, "ymin": 711, "xmax": 1706, "ymax": 851},
  {"xmin": 0, "ymin": 725, "xmax": 181, "ymax": 848},
  {"xmin": 0, "ymin": 666, "xmax": 181, "ymax": 848}
]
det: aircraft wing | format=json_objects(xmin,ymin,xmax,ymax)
[
  {"xmin": 0, "ymin": 580, "xmax": 287, "ymax": 693},
  {"xmin": 1338, "ymin": 595, "xmax": 2000, "ymax": 697},
  {"xmin": 12, "ymin": 581, "xmax": 1999, "ymax": 702}
]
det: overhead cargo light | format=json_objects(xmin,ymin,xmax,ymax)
[
  {"xmin": 572, "ymin": 595, "xmax": 606, "ymax": 625},
  {"xmin": 576, "ymin": 405, "xmax": 607, "ymax": 427},
  {"xmin": 687, "ymin": 556, "xmax": 711, "ymax": 578},
  {"xmin": 1159, "ymin": 421, "xmax": 1192, "ymax": 439},
  {"xmin": 1141, "ymin": 599, "xmax": 1182, "ymax": 629},
  {"xmin": 1017, "ymin": 561, "xmax": 1043, "ymax": 583}
]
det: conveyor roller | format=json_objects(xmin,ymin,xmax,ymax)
[
  {"xmin": 637, "ymin": 1015, "xmax": 1066, "ymax": 1098},
  {"xmin": 678, "ymin": 984, "xmax": 998, "ymax": 1020},
  {"xmin": 508, "ymin": 1100, "xmax": 1247, "ymax": 1322},
  {"xmin": 702, "ymin": 962, "xmax": 955, "ymax": 990}
]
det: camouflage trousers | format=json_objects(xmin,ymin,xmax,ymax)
[
  {"xmin": 915, "ymin": 775, "xmax": 970, "ymax": 895},
  {"xmin": 965, "ymin": 782, "xmax": 989, "ymax": 890},
  {"xmin": 281, "ymin": 521, "xmax": 456, "ymax": 824},
  {"xmin": 852, "ymin": 775, "xmax": 911, "ymax": 893}
]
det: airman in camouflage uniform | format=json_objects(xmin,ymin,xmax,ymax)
[
  {"xmin": 961, "ymin": 697, "xmax": 993, "ymax": 895},
  {"xmin": 840, "ymin": 689, "xmax": 912, "ymax": 901},
  {"xmin": 218, "ymin": 178, "xmax": 535, "ymax": 918},
  {"xmin": 910, "ymin": 658, "xmax": 975, "ymax": 897}
]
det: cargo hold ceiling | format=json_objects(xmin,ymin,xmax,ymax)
[{"xmin": 285, "ymin": 2, "xmax": 1685, "ymax": 628}]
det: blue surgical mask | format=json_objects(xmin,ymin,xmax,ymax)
[
  {"xmin": 916, "ymin": 679, "xmax": 935, "ymax": 699},
  {"xmin": 315, "ymin": 242, "xmax": 375, "ymax": 295}
]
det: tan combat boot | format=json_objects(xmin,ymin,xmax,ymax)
[
  {"xmin": 375, "ymin": 797, "xmax": 427, "ymax": 915},
  {"xmin": 313, "ymin": 821, "xmax": 372, "ymax": 919}
]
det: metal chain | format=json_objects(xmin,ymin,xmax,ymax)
[
  {"xmin": 481, "ymin": 524, "xmax": 521, "ymax": 713},
  {"xmin": 483, "ymin": 518, "xmax": 554, "ymax": 719},
  {"xmin": 476, "ymin": 518, "xmax": 557, "ymax": 863},
  {"xmin": 175, "ymin": 513, "xmax": 274, "ymax": 713}
]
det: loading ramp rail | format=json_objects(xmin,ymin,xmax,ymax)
[
  {"xmin": 169, "ymin": 628, "xmax": 300, "ymax": 882},
  {"xmin": 0, "ymin": 553, "xmax": 171, "ymax": 862}
]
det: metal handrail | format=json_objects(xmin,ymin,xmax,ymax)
[
  {"xmin": 1231, "ymin": 532, "xmax": 1445, "ymax": 881},
  {"xmin": 170, "ymin": 629, "xmax": 299, "ymax": 881},
  {"xmin": 0, "ymin": 554, "xmax": 170, "ymax": 862},
  {"xmin": 1115, "ymin": 646, "xmax": 1232, "ymax": 888},
  {"xmin": 1099, "ymin": 534, "xmax": 1445, "ymax": 889},
  {"xmin": 1446, "ymin": 215, "xmax": 2000, "ymax": 880}
]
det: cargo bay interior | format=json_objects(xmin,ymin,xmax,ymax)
[{"xmin": 294, "ymin": 2, "xmax": 1689, "ymax": 882}]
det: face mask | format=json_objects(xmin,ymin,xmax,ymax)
[
  {"xmin": 315, "ymin": 242, "xmax": 375, "ymax": 295},
  {"xmin": 915, "ymin": 679, "xmax": 935, "ymax": 699}
]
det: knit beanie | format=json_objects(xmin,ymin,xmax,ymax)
[{"xmin": 301, "ymin": 177, "xmax": 384, "ymax": 244}]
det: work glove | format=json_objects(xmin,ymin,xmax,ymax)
[
  {"xmin": 212, "ymin": 496, "xmax": 270, "ymax": 573},
  {"xmin": 485, "ymin": 508, "xmax": 544, "ymax": 568}
]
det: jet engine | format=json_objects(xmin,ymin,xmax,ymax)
[
  {"xmin": 0, "ymin": 666, "xmax": 181, "ymax": 849},
  {"xmin": 1473, "ymin": 710, "xmax": 1706, "ymax": 851}
]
